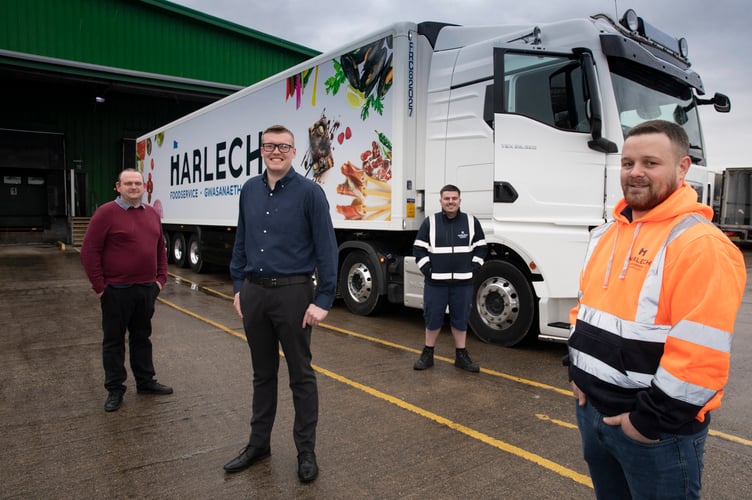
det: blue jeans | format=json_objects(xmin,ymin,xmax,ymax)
[{"xmin": 575, "ymin": 401, "xmax": 707, "ymax": 499}]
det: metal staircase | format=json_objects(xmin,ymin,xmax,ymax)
[{"xmin": 71, "ymin": 216, "xmax": 91, "ymax": 247}]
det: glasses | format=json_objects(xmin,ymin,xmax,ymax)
[{"xmin": 261, "ymin": 143, "xmax": 294, "ymax": 153}]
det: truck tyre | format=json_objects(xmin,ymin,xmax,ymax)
[
  {"xmin": 188, "ymin": 235, "xmax": 205, "ymax": 273},
  {"xmin": 163, "ymin": 233, "xmax": 172, "ymax": 264},
  {"xmin": 469, "ymin": 260, "xmax": 536, "ymax": 346},
  {"xmin": 172, "ymin": 232, "xmax": 188, "ymax": 268},
  {"xmin": 340, "ymin": 250, "xmax": 383, "ymax": 315}
]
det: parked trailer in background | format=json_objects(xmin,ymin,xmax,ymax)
[
  {"xmin": 716, "ymin": 167, "xmax": 752, "ymax": 243},
  {"xmin": 137, "ymin": 9, "xmax": 729, "ymax": 346}
]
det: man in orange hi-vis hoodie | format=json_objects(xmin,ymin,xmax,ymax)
[{"xmin": 566, "ymin": 120, "xmax": 746, "ymax": 499}]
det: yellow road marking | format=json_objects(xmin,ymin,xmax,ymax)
[
  {"xmin": 709, "ymin": 429, "xmax": 752, "ymax": 446},
  {"xmin": 156, "ymin": 293, "xmax": 592, "ymax": 488},
  {"xmin": 163, "ymin": 272, "xmax": 752, "ymax": 449},
  {"xmin": 166, "ymin": 272, "xmax": 572, "ymax": 397},
  {"xmin": 536, "ymin": 413, "xmax": 579, "ymax": 430},
  {"xmin": 322, "ymin": 323, "xmax": 574, "ymax": 397},
  {"xmin": 168, "ymin": 272, "xmax": 234, "ymax": 300},
  {"xmin": 534, "ymin": 413, "xmax": 752, "ymax": 446},
  {"xmin": 316, "ymin": 363, "xmax": 593, "ymax": 488},
  {"xmin": 157, "ymin": 297, "xmax": 246, "ymax": 340}
]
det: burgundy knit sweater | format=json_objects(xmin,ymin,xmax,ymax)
[{"xmin": 80, "ymin": 200, "xmax": 167, "ymax": 294}]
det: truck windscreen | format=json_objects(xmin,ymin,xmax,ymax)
[{"xmin": 609, "ymin": 61, "xmax": 704, "ymax": 164}]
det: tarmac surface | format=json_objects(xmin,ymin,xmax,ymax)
[{"xmin": 1, "ymin": 243, "xmax": 751, "ymax": 499}]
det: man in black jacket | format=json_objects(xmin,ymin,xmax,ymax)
[{"xmin": 413, "ymin": 184, "xmax": 487, "ymax": 372}]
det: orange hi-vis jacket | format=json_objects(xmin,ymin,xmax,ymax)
[{"xmin": 567, "ymin": 182, "xmax": 746, "ymax": 440}]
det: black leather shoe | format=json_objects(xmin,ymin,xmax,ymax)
[
  {"xmin": 137, "ymin": 380, "xmax": 173, "ymax": 395},
  {"xmin": 297, "ymin": 451, "xmax": 318, "ymax": 483},
  {"xmin": 104, "ymin": 391, "xmax": 123, "ymax": 412},
  {"xmin": 223, "ymin": 445, "xmax": 271, "ymax": 473}
]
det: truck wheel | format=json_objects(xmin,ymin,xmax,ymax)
[
  {"xmin": 172, "ymin": 233, "xmax": 188, "ymax": 268},
  {"xmin": 163, "ymin": 233, "xmax": 173, "ymax": 264},
  {"xmin": 340, "ymin": 250, "xmax": 383, "ymax": 315},
  {"xmin": 188, "ymin": 235, "xmax": 205, "ymax": 273},
  {"xmin": 469, "ymin": 260, "xmax": 536, "ymax": 346}
]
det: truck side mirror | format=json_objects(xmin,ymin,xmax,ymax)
[
  {"xmin": 697, "ymin": 92, "xmax": 731, "ymax": 113},
  {"xmin": 712, "ymin": 93, "xmax": 731, "ymax": 113}
]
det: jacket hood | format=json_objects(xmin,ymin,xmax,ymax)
[
  {"xmin": 612, "ymin": 181, "xmax": 713, "ymax": 224},
  {"xmin": 599, "ymin": 181, "xmax": 714, "ymax": 287}
]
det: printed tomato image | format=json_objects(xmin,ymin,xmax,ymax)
[
  {"xmin": 146, "ymin": 172, "xmax": 154, "ymax": 203},
  {"xmin": 136, "ymin": 140, "xmax": 146, "ymax": 161}
]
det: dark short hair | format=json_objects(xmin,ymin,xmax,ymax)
[
  {"xmin": 626, "ymin": 120, "xmax": 689, "ymax": 158},
  {"xmin": 440, "ymin": 184, "xmax": 461, "ymax": 197},
  {"xmin": 263, "ymin": 124, "xmax": 295, "ymax": 144}
]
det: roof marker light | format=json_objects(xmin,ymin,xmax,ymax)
[
  {"xmin": 679, "ymin": 37, "xmax": 689, "ymax": 58},
  {"xmin": 621, "ymin": 9, "xmax": 640, "ymax": 32}
]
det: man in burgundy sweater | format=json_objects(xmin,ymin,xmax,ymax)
[{"xmin": 81, "ymin": 168, "xmax": 172, "ymax": 412}]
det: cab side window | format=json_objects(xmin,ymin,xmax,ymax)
[{"xmin": 503, "ymin": 52, "xmax": 589, "ymax": 132}]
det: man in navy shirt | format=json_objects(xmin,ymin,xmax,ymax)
[{"xmin": 225, "ymin": 125, "xmax": 338, "ymax": 483}]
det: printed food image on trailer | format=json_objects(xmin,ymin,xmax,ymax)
[
  {"xmin": 296, "ymin": 36, "xmax": 394, "ymax": 221},
  {"xmin": 335, "ymin": 132, "xmax": 392, "ymax": 221}
]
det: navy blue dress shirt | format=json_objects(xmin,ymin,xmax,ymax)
[{"xmin": 230, "ymin": 167, "xmax": 338, "ymax": 310}]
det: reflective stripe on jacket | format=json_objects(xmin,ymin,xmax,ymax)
[
  {"xmin": 413, "ymin": 210, "xmax": 487, "ymax": 284},
  {"xmin": 567, "ymin": 183, "xmax": 746, "ymax": 439}
]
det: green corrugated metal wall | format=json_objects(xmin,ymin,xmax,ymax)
[
  {"xmin": 1, "ymin": 0, "xmax": 319, "ymax": 87},
  {"xmin": 0, "ymin": 0, "xmax": 319, "ymax": 229}
]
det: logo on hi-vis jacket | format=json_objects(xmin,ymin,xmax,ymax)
[
  {"xmin": 629, "ymin": 247, "xmax": 652, "ymax": 270},
  {"xmin": 457, "ymin": 230, "xmax": 469, "ymax": 240}
]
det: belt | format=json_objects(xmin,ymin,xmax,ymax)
[{"xmin": 246, "ymin": 274, "xmax": 312, "ymax": 288}]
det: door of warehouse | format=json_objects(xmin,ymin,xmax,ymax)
[{"xmin": 0, "ymin": 129, "xmax": 65, "ymax": 230}]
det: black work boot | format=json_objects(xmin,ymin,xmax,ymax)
[
  {"xmin": 455, "ymin": 348, "xmax": 480, "ymax": 372},
  {"xmin": 413, "ymin": 346, "xmax": 435, "ymax": 370}
]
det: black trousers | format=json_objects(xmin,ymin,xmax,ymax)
[
  {"xmin": 100, "ymin": 284, "xmax": 158, "ymax": 392},
  {"xmin": 240, "ymin": 278, "xmax": 317, "ymax": 454}
]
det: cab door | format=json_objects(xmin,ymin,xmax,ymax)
[
  {"xmin": 490, "ymin": 48, "xmax": 612, "ymax": 334},
  {"xmin": 493, "ymin": 49, "xmax": 608, "ymax": 232}
]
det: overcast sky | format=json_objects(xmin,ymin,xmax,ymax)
[{"xmin": 169, "ymin": 0, "xmax": 748, "ymax": 168}]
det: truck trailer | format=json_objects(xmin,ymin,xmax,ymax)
[
  {"xmin": 136, "ymin": 9, "xmax": 729, "ymax": 346},
  {"xmin": 715, "ymin": 167, "xmax": 752, "ymax": 243}
]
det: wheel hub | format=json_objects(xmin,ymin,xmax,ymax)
[
  {"xmin": 173, "ymin": 240, "xmax": 184, "ymax": 260},
  {"xmin": 347, "ymin": 263, "xmax": 373, "ymax": 303},
  {"xmin": 476, "ymin": 277, "xmax": 519, "ymax": 331},
  {"xmin": 190, "ymin": 246, "xmax": 199, "ymax": 265}
]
